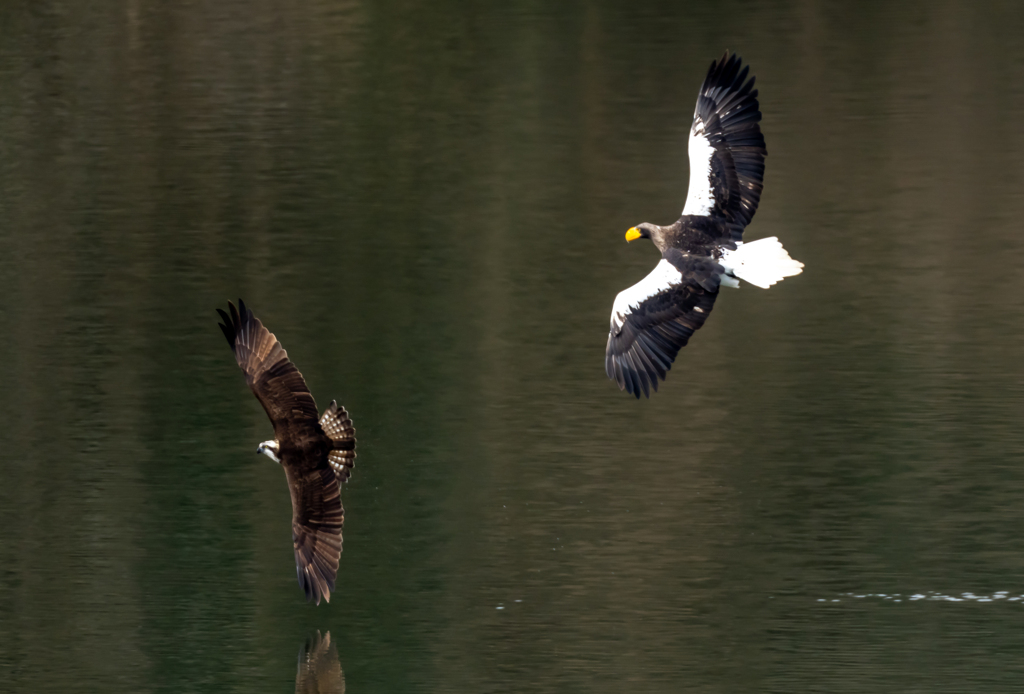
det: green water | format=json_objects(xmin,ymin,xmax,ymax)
[{"xmin": 4, "ymin": 1, "xmax": 1024, "ymax": 692}]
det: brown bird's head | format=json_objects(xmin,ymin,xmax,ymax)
[{"xmin": 257, "ymin": 439, "xmax": 281, "ymax": 463}]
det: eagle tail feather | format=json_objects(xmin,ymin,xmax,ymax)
[{"xmin": 720, "ymin": 237, "xmax": 804, "ymax": 289}]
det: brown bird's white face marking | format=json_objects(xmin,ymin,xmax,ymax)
[{"xmin": 257, "ymin": 439, "xmax": 281, "ymax": 463}]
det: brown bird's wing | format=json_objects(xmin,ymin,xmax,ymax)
[
  {"xmin": 217, "ymin": 299, "xmax": 321, "ymax": 442},
  {"xmin": 286, "ymin": 463, "xmax": 344, "ymax": 605},
  {"xmin": 295, "ymin": 631, "xmax": 345, "ymax": 694}
]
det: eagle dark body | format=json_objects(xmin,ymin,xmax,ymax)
[
  {"xmin": 218, "ymin": 300, "xmax": 356, "ymax": 604},
  {"xmin": 607, "ymin": 52, "xmax": 784, "ymax": 398},
  {"xmin": 667, "ymin": 215, "xmax": 741, "ymax": 252}
]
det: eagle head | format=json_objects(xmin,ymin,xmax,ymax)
[
  {"xmin": 257, "ymin": 439, "xmax": 281, "ymax": 463},
  {"xmin": 625, "ymin": 223, "xmax": 662, "ymax": 244}
]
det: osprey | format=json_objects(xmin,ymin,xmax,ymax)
[
  {"xmin": 606, "ymin": 52, "xmax": 804, "ymax": 398},
  {"xmin": 217, "ymin": 300, "xmax": 356, "ymax": 604}
]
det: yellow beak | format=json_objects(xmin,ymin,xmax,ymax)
[{"xmin": 625, "ymin": 227, "xmax": 642, "ymax": 242}]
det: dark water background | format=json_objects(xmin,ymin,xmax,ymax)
[{"xmin": 4, "ymin": 1, "xmax": 1024, "ymax": 692}]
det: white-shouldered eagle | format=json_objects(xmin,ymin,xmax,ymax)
[
  {"xmin": 606, "ymin": 52, "xmax": 804, "ymax": 398},
  {"xmin": 218, "ymin": 300, "xmax": 356, "ymax": 604}
]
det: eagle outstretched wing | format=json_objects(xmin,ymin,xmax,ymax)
[
  {"xmin": 681, "ymin": 51, "xmax": 766, "ymax": 237},
  {"xmin": 606, "ymin": 257, "xmax": 719, "ymax": 398}
]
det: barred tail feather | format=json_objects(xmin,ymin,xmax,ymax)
[
  {"xmin": 721, "ymin": 237, "xmax": 803, "ymax": 289},
  {"xmin": 319, "ymin": 400, "xmax": 356, "ymax": 483}
]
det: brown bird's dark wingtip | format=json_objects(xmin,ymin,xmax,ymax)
[
  {"xmin": 298, "ymin": 565, "xmax": 334, "ymax": 606},
  {"xmin": 216, "ymin": 304, "xmax": 235, "ymax": 350},
  {"xmin": 218, "ymin": 300, "xmax": 251, "ymax": 351}
]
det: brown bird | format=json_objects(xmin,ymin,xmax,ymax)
[{"xmin": 218, "ymin": 300, "xmax": 356, "ymax": 604}]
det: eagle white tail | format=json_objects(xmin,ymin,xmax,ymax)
[{"xmin": 720, "ymin": 237, "xmax": 804, "ymax": 289}]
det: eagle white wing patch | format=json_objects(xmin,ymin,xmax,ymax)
[
  {"xmin": 681, "ymin": 118, "xmax": 716, "ymax": 217},
  {"xmin": 610, "ymin": 259, "xmax": 683, "ymax": 330}
]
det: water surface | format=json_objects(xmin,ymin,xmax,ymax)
[{"xmin": 3, "ymin": 2, "xmax": 1024, "ymax": 692}]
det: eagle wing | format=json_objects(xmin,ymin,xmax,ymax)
[
  {"xmin": 295, "ymin": 631, "xmax": 345, "ymax": 694},
  {"xmin": 606, "ymin": 256, "xmax": 719, "ymax": 398},
  {"xmin": 217, "ymin": 300, "xmax": 322, "ymax": 442},
  {"xmin": 681, "ymin": 52, "xmax": 766, "ymax": 239}
]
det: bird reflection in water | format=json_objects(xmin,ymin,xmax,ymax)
[{"xmin": 295, "ymin": 631, "xmax": 345, "ymax": 694}]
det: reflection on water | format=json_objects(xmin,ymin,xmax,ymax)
[
  {"xmin": 4, "ymin": 1, "xmax": 1024, "ymax": 693},
  {"xmin": 296, "ymin": 632, "xmax": 345, "ymax": 694}
]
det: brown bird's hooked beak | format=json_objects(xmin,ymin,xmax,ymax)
[{"xmin": 625, "ymin": 227, "xmax": 642, "ymax": 242}]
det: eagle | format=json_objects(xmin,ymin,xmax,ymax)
[
  {"xmin": 606, "ymin": 52, "xmax": 804, "ymax": 398},
  {"xmin": 217, "ymin": 300, "xmax": 356, "ymax": 604}
]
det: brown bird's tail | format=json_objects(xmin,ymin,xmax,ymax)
[{"xmin": 320, "ymin": 400, "xmax": 356, "ymax": 484}]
